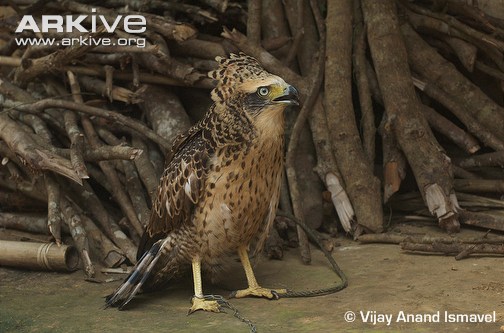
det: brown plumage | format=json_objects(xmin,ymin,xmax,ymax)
[{"xmin": 105, "ymin": 53, "xmax": 299, "ymax": 312}]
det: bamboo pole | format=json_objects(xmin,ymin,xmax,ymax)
[{"xmin": 0, "ymin": 241, "xmax": 79, "ymax": 272}]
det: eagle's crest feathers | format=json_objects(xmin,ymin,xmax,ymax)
[{"xmin": 208, "ymin": 53, "xmax": 272, "ymax": 104}]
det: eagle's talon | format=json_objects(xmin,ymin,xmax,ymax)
[
  {"xmin": 230, "ymin": 287, "xmax": 287, "ymax": 300},
  {"xmin": 188, "ymin": 296, "xmax": 221, "ymax": 314}
]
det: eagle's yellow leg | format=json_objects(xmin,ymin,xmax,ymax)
[
  {"xmin": 189, "ymin": 258, "xmax": 221, "ymax": 314},
  {"xmin": 231, "ymin": 246, "xmax": 287, "ymax": 299}
]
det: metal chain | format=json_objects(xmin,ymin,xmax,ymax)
[
  {"xmin": 202, "ymin": 294, "xmax": 257, "ymax": 333},
  {"xmin": 275, "ymin": 211, "xmax": 349, "ymax": 298},
  {"xmin": 193, "ymin": 213, "xmax": 348, "ymax": 332}
]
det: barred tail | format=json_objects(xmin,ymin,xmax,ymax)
[{"xmin": 105, "ymin": 238, "xmax": 168, "ymax": 310}]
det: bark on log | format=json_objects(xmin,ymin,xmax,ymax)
[
  {"xmin": 459, "ymin": 210, "xmax": 504, "ymax": 232},
  {"xmin": 363, "ymin": 0, "xmax": 459, "ymax": 232},
  {"xmin": 68, "ymin": 181, "xmax": 137, "ymax": 263},
  {"xmin": 326, "ymin": 0, "xmax": 383, "ymax": 234},
  {"xmin": 170, "ymin": 39, "xmax": 226, "ymax": 60},
  {"xmin": 444, "ymin": 37, "xmax": 477, "ymax": 72},
  {"xmin": 380, "ymin": 114, "xmax": 407, "ymax": 203},
  {"xmin": 284, "ymin": 0, "xmax": 326, "ymax": 262},
  {"xmin": 412, "ymin": 76, "xmax": 504, "ymax": 151},
  {"xmin": 453, "ymin": 166, "xmax": 481, "ymax": 180},
  {"xmin": 283, "ymin": 0, "xmax": 324, "ymax": 236},
  {"xmin": 136, "ymin": 53, "xmax": 204, "ymax": 85},
  {"xmin": 96, "ymin": 128, "xmax": 150, "ymax": 231},
  {"xmin": 401, "ymin": 23, "xmax": 504, "ymax": 144},
  {"xmin": 44, "ymin": 174, "xmax": 62, "ymax": 245},
  {"xmin": 65, "ymin": 70, "xmax": 89, "ymax": 179},
  {"xmin": 121, "ymin": 160, "xmax": 150, "ymax": 230},
  {"xmin": 0, "ymin": 189, "xmax": 45, "ymax": 212},
  {"xmin": 60, "ymin": 197, "xmax": 95, "ymax": 277},
  {"xmin": 454, "ymin": 179, "xmax": 504, "ymax": 193},
  {"xmin": 53, "ymin": 145, "xmax": 143, "ymax": 162},
  {"xmin": 79, "ymin": 214, "xmax": 126, "ymax": 268},
  {"xmin": 458, "ymin": 151, "xmax": 504, "ymax": 168},
  {"xmin": 360, "ymin": 232, "xmax": 504, "ymax": 245},
  {"xmin": 353, "ymin": 0, "xmax": 376, "ymax": 164},
  {"xmin": 401, "ymin": 241, "xmax": 504, "ymax": 258},
  {"xmin": 260, "ymin": 0, "xmax": 290, "ymax": 58},
  {"xmin": 0, "ymin": 113, "xmax": 82, "ymax": 184},
  {"xmin": 132, "ymin": 135, "xmax": 159, "ymax": 201},
  {"xmin": 78, "ymin": 75, "xmax": 144, "ymax": 104},
  {"xmin": 13, "ymin": 41, "xmax": 97, "ymax": 86},
  {"xmin": 139, "ymin": 85, "xmax": 191, "ymax": 144},
  {"xmin": 13, "ymin": 99, "xmax": 171, "ymax": 152},
  {"xmin": 0, "ymin": 213, "xmax": 57, "ymax": 234},
  {"xmin": 247, "ymin": 0, "xmax": 261, "ymax": 46},
  {"xmin": 308, "ymin": 97, "xmax": 355, "ymax": 234},
  {"xmin": 94, "ymin": 148, "xmax": 143, "ymax": 236},
  {"xmin": 63, "ymin": 64, "xmax": 214, "ymax": 88},
  {"xmin": 421, "ymin": 105, "xmax": 480, "ymax": 154},
  {"xmin": 0, "ymin": 174, "xmax": 47, "ymax": 203},
  {"xmin": 288, "ymin": 0, "xmax": 325, "ymax": 229},
  {"xmin": 286, "ymin": 1, "xmax": 355, "ymax": 234}
]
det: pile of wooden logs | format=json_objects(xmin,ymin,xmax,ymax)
[{"xmin": 1, "ymin": 0, "xmax": 504, "ymax": 274}]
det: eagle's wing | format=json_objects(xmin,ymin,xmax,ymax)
[{"xmin": 137, "ymin": 123, "xmax": 212, "ymax": 259}]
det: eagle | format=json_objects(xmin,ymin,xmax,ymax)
[{"xmin": 105, "ymin": 53, "xmax": 299, "ymax": 313}]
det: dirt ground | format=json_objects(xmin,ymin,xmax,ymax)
[{"xmin": 1, "ymin": 223, "xmax": 503, "ymax": 333}]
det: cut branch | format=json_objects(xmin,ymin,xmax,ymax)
[
  {"xmin": 326, "ymin": 0, "xmax": 383, "ymax": 234},
  {"xmin": 139, "ymin": 85, "xmax": 191, "ymax": 143},
  {"xmin": 454, "ymin": 179, "xmax": 504, "ymax": 193},
  {"xmin": 458, "ymin": 151, "xmax": 504, "ymax": 168},
  {"xmin": 412, "ymin": 76, "xmax": 504, "ymax": 151},
  {"xmin": 247, "ymin": 0, "xmax": 262, "ymax": 46},
  {"xmin": 79, "ymin": 213, "xmax": 126, "ymax": 268},
  {"xmin": 60, "ymin": 196, "xmax": 95, "ymax": 277},
  {"xmin": 68, "ymin": 180, "xmax": 138, "ymax": 263},
  {"xmin": 402, "ymin": 24, "xmax": 504, "ymax": 144},
  {"xmin": 0, "ymin": 113, "xmax": 82, "ymax": 184},
  {"xmin": 11, "ymin": 99, "xmax": 171, "ymax": 152},
  {"xmin": 353, "ymin": 0, "xmax": 375, "ymax": 163},
  {"xmin": 459, "ymin": 210, "xmax": 504, "ymax": 232},
  {"xmin": 44, "ymin": 173, "xmax": 62, "ymax": 245},
  {"xmin": 13, "ymin": 38, "xmax": 98, "ymax": 86},
  {"xmin": 285, "ymin": 0, "xmax": 327, "ymax": 263},
  {"xmin": 422, "ymin": 105, "xmax": 480, "ymax": 154},
  {"xmin": 65, "ymin": 70, "xmax": 89, "ymax": 179},
  {"xmin": 78, "ymin": 75, "xmax": 144, "ymax": 104},
  {"xmin": 363, "ymin": 0, "xmax": 459, "ymax": 232},
  {"xmin": 380, "ymin": 114, "xmax": 407, "ymax": 203},
  {"xmin": 401, "ymin": 241, "xmax": 504, "ymax": 259}
]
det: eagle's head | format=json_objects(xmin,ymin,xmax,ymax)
[{"xmin": 208, "ymin": 53, "xmax": 299, "ymax": 120}]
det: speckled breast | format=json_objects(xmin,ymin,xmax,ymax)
[{"xmin": 194, "ymin": 136, "xmax": 284, "ymax": 259}]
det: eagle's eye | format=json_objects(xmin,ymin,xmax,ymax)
[{"xmin": 257, "ymin": 86, "xmax": 270, "ymax": 97}]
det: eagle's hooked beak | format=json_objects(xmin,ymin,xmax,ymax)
[{"xmin": 272, "ymin": 85, "xmax": 299, "ymax": 106}]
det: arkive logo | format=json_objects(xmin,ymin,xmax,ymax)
[
  {"xmin": 15, "ymin": 8, "xmax": 146, "ymax": 34},
  {"xmin": 14, "ymin": 8, "xmax": 147, "ymax": 48}
]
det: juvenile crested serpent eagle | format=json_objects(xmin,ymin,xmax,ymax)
[{"xmin": 105, "ymin": 53, "xmax": 299, "ymax": 313}]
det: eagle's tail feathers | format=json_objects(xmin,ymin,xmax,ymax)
[
  {"xmin": 104, "ymin": 239, "xmax": 165, "ymax": 310},
  {"xmin": 117, "ymin": 244, "xmax": 165, "ymax": 309}
]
